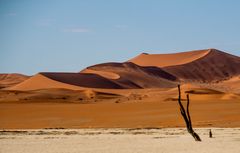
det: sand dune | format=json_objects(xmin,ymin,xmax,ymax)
[
  {"xmin": 8, "ymin": 73, "xmax": 84, "ymax": 91},
  {"xmin": 41, "ymin": 72, "xmax": 123, "ymax": 89},
  {"xmin": 9, "ymin": 72, "xmax": 124, "ymax": 91},
  {"xmin": 10, "ymin": 63, "xmax": 178, "ymax": 91},
  {"xmin": 128, "ymin": 49, "xmax": 210, "ymax": 67},
  {"xmin": 130, "ymin": 48, "xmax": 240, "ymax": 82},
  {"xmin": 85, "ymin": 62, "xmax": 178, "ymax": 88},
  {"xmin": 0, "ymin": 73, "xmax": 29, "ymax": 89},
  {"xmin": 7, "ymin": 48, "xmax": 240, "ymax": 91},
  {"xmin": 163, "ymin": 49, "xmax": 240, "ymax": 82}
]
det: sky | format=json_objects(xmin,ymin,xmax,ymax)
[{"xmin": 1, "ymin": 0, "xmax": 240, "ymax": 75}]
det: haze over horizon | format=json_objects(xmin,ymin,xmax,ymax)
[{"xmin": 1, "ymin": 0, "xmax": 240, "ymax": 75}]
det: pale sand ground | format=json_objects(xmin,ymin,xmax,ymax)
[{"xmin": 0, "ymin": 128, "xmax": 239, "ymax": 153}]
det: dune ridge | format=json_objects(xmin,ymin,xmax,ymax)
[
  {"xmin": 128, "ymin": 49, "xmax": 211, "ymax": 67},
  {"xmin": 85, "ymin": 62, "xmax": 178, "ymax": 88},
  {"xmin": 163, "ymin": 49, "xmax": 240, "ymax": 82}
]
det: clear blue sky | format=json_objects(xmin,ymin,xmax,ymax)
[{"xmin": 1, "ymin": 0, "xmax": 240, "ymax": 75}]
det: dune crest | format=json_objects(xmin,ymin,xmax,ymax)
[
  {"xmin": 128, "ymin": 49, "xmax": 211, "ymax": 67},
  {"xmin": 86, "ymin": 62, "xmax": 178, "ymax": 89},
  {"xmin": 163, "ymin": 49, "xmax": 240, "ymax": 82}
]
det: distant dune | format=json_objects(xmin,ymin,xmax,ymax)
[{"xmin": 0, "ymin": 73, "xmax": 29, "ymax": 89}]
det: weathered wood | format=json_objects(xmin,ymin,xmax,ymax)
[{"xmin": 177, "ymin": 85, "xmax": 201, "ymax": 141}]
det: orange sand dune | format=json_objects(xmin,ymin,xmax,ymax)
[
  {"xmin": 163, "ymin": 49, "xmax": 240, "ymax": 82},
  {"xmin": 85, "ymin": 62, "xmax": 178, "ymax": 88},
  {"xmin": 9, "ymin": 72, "xmax": 124, "ymax": 91},
  {"xmin": 129, "ymin": 48, "xmax": 240, "ymax": 82},
  {"xmin": 6, "ymin": 48, "xmax": 240, "ymax": 93},
  {"xmin": 0, "ymin": 73, "xmax": 29, "ymax": 89},
  {"xmin": 8, "ymin": 73, "xmax": 84, "ymax": 91},
  {"xmin": 128, "ymin": 49, "xmax": 210, "ymax": 67},
  {"xmin": 41, "ymin": 72, "xmax": 123, "ymax": 89}
]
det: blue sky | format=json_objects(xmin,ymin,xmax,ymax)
[{"xmin": 1, "ymin": 0, "xmax": 240, "ymax": 75}]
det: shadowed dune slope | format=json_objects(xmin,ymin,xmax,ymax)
[
  {"xmin": 0, "ymin": 73, "xmax": 29, "ymax": 89},
  {"xmin": 9, "ymin": 73, "xmax": 124, "ymax": 90},
  {"xmin": 163, "ymin": 49, "xmax": 240, "ymax": 82},
  {"xmin": 8, "ymin": 73, "xmax": 84, "ymax": 91},
  {"xmin": 40, "ymin": 73, "xmax": 124, "ymax": 89},
  {"xmin": 128, "ymin": 49, "xmax": 210, "ymax": 67},
  {"xmin": 84, "ymin": 62, "xmax": 178, "ymax": 88}
]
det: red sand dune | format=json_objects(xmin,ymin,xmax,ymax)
[
  {"xmin": 41, "ymin": 72, "xmax": 123, "ymax": 89},
  {"xmin": 0, "ymin": 73, "xmax": 29, "ymax": 89},
  {"xmin": 130, "ymin": 48, "xmax": 240, "ymax": 82},
  {"xmin": 8, "ymin": 73, "xmax": 84, "ymax": 91},
  {"xmin": 9, "ymin": 72, "xmax": 123, "ymax": 91},
  {"xmin": 163, "ymin": 49, "xmax": 240, "ymax": 82},
  {"xmin": 83, "ymin": 62, "xmax": 177, "ymax": 88},
  {"xmin": 128, "ymin": 49, "xmax": 210, "ymax": 67},
  {"xmin": 7, "ymin": 48, "xmax": 240, "ymax": 91}
]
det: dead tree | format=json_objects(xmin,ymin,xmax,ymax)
[{"xmin": 178, "ymin": 85, "xmax": 201, "ymax": 141}]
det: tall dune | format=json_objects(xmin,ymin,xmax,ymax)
[
  {"xmin": 163, "ymin": 49, "xmax": 240, "ymax": 82},
  {"xmin": 128, "ymin": 49, "xmax": 210, "ymax": 67},
  {"xmin": 129, "ymin": 48, "xmax": 240, "ymax": 82},
  {"xmin": 84, "ymin": 62, "xmax": 178, "ymax": 88}
]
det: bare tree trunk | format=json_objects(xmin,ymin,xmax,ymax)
[{"xmin": 178, "ymin": 85, "xmax": 201, "ymax": 141}]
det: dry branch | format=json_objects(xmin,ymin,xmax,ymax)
[{"xmin": 177, "ymin": 85, "xmax": 201, "ymax": 141}]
